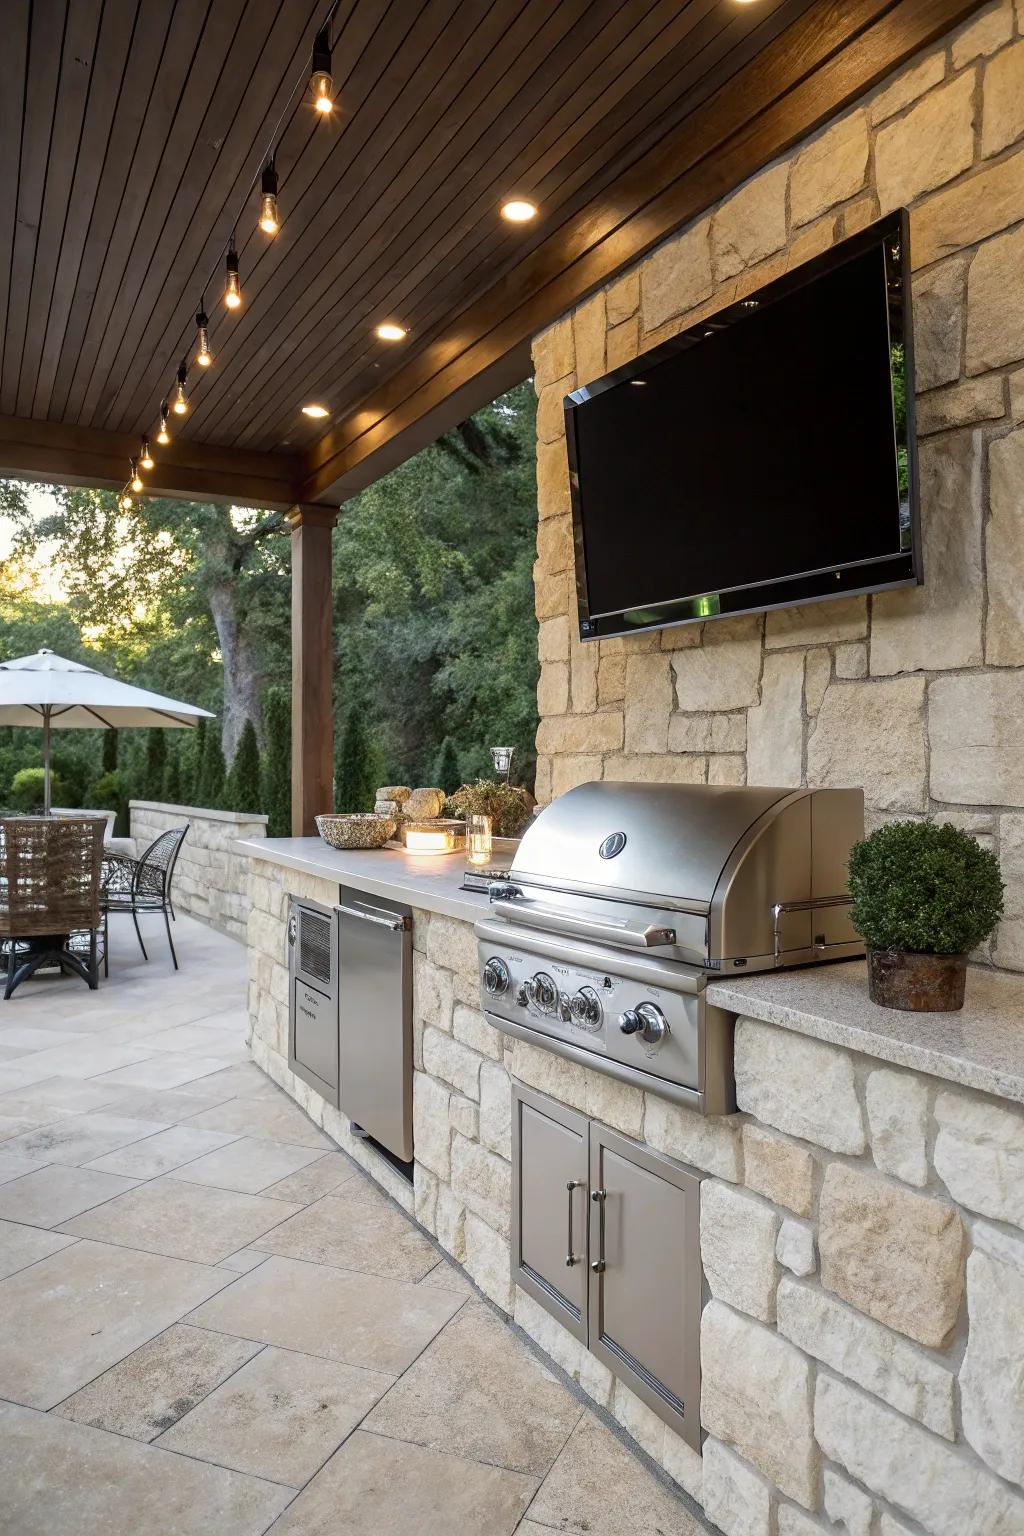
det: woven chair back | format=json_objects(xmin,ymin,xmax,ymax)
[
  {"xmin": 135, "ymin": 826, "xmax": 188, "ymax": 900},
  {"xmin": 0, "ymin": 817, "xmax": 105, "ymax": 938}
]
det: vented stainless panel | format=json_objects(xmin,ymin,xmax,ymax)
[
  {"xmin": 299, "ymin": 908, "xmax": 333, "ymax": 986},
  {"xmin": 288, "ymin": 896, "xmax": 339, "ymax": 1107}
]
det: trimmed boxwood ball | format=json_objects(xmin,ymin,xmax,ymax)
[{"xmin": 848, "ymin": 820, "xmax": 1005, "ymax": 956}]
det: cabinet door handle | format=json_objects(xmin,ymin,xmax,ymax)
[
  {"xmin": 565, "ymin": 1180, "xmax": 584, "ymax": 1266},
  {"xmin": 591, "ymin": 1187, "xmax": 607, "ymax": 1273}
]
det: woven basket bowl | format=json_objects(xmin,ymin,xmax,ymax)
[{"xmin": 315, "ymin": 813, "xmax": 397, "ymax": 850}]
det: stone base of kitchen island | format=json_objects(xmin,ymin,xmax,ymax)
[{"xmin": 246, "ymin": 853, "xmax": 1024, "ymax": 1536}]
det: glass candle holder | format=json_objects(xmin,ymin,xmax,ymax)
[
  {"xmin": 466, "ymin": 813, "xmax": 493, "ymax": 866},
  {"xmin": 403, "ymin": 819, "xmax": 466, "ymax": 855}
]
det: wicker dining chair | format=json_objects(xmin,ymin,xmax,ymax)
[
  {"xmin": 0, "ymin": 816, "xmax": 105, "ymax": 999},
  {"xmin": 101, "ymin": 826, "xmax": 188, "ymax": 972}
]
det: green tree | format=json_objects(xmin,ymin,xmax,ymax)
[
  {"xmin": 261, "ymin": 686, "xmax": 291, "ymax": 837},
  {"xmin": 164, "ymin": 739, "xmax": 182, "ymax": 804},
  {"xmin": 102, "ymin": 728, "xmax": 118, "ymax": 775},
  {"xmin": 225, "ymin": 719, "xmax": 261, "ymax": 813},
  {"xmin": 334, "ymin": 704, "xmax": 377, "ymax": 813},
  {"xmin": 198, "ymin": 722, "xmax": 226, "ymax": 809},
  {"xmin": 143, "ymin": 728, "xmax": 167, "ymax": 802},
  {"xmin": 432, "ymin": 736, "xmax": 462, "ymax": 795},
  {"xmin": 180, "ymin": 720, "xmax": 205, "ymax": 804}
]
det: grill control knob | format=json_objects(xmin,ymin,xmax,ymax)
[
  {"xmin": 619, "ymin": 1001, "xmax": 668, "ymax": 1049},
  {"xmin": 570, "ymin": 987, "xmax": 603, "ymax": 1031},
  {"xmin": 515, "ymin": 983, "xmax": 529, "ymax": 1007},
  {"xmin": 527, "ymin": 972, "xmax": 559, "ymax": 1014},
  {"xmin": 483, "ymin": 958, "xmax": 510, "ymax": 997}
]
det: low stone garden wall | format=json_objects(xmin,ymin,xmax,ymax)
[{"xmin": 129, "ymin": 801, "xmax": 267, "ymax": 944}]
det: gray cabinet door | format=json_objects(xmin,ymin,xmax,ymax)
[
  {"xmin": 512, "ymin": 1084, "xmax": 589, "ymax": 1342},
  {"xmin": 588, "ymin": 1124, "xmax": 703, "ymax": 1449}
]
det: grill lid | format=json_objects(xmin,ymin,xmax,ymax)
[{"xmin": 511, "ymin": 782, "xmax": 793, "ymax": 910}]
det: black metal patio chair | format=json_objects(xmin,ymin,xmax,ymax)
[{"xmin": 101, "ymin": 825, "xmax": 188, "ymax": 972}]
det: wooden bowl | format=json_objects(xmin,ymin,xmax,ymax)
[{"xmin": 315, "ymin": 813, "xmax": 396, "ymax": 850}]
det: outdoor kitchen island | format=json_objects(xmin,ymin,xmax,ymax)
[{"xmin": 237, "ymin": 833, "xmax": 1024, "ymax": 1536}]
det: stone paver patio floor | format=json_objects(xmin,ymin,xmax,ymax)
[{"xmin": 0, "ymin": 913, "xmax": 707, "ymax": 1535}]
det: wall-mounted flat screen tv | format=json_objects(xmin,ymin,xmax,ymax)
[{"xmin": 564, "ymin": 210, "xmax": 919, "ymax": 642}]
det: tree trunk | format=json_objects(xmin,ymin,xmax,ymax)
[{"xmin": 208, "ymin": 581, "xmax": 264, "ymax": 763}]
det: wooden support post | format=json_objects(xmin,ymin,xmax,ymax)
[{"xmin": 288, "ymin": 504, "xmax": 338, "ymax": 836}]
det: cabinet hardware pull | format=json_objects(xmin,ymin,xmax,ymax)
[
  {"xmin": 565, "ymin": 1179, "xmax": 584, "ymax": 1266},
  {"xmin": 591, "ymin": 1187, "xmax": 606, "ymax": 1273}
]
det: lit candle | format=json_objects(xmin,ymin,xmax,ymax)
[
  {"xmin": 467, "ymin": 813, "xmax": 492, "ymax": 866},
  {"xmin": 405, "ymin": 827, "xmax": 456, "ymax": 854}
]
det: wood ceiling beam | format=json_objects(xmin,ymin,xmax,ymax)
[
  {"xmin": 298, "ymin": 0, "xmax": 984, "ymax": 506},
  {"xmin": 0, "ymin": 414, "xmax": 298, "ymax": 509}
]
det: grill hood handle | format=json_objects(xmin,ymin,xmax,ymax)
[{"xmin": 489, "ymin": 886, "xmax": 675, "ymax": 949}]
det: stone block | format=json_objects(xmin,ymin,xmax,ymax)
[
  {"xmin": 865, "ymin": 1069, "xmax": 929, "ymax": 1187},
  {"xmin": 573, "ymin": 293, "xmax": 606, "ymax": 387},
  {"xmin": 968, "ymin": 223, "xmax": 1024, "ymax": 374},
  {"xmin": 672, "ymin": 615, "xmax": 762, "ymax": 711},
  {"xmin": 536, "ymin": 513, "xmax": 573, "ymax": 576},
  {"xmin": 537, "ymin": 661, "xmax": 569, "ymax": 716},
  {"xmin": 708, "ymin": 755, "xmax": 745, "ymax": 786},
  {"xmin": 823, "ymin": 1467, "xmax": 873, "ymax": 1536},
  {"xmin": 641, "ymin": 219, "xmax": 712, "ymax": 331},
  {"xmin": 463, "ymin": 1211, "xmax": 512, "ymax": 1311},
  {"xmin": 644, "ymin": 1094, "xmax": 742, "ymax": 1180},
  {"xmin": 872, "ymin": 431, "xmax": 982, "ymax": 675},
  {"xmin": 746, "ymin": 651, "xmax": 803, "ymax": 788},
  {"xmin": 702, "ymin": 1439, "xmax": 772, "ymax": 1536},
  {"xmin": 913, "ymin": 151, "xmax": 1024, "ymax": 272},
  {"xmin": 606, "ymin": 317, "xmax": 639, "ymax": 369},
  {"xmin": 790, "ymin": 111, "xmax": 869, "ymax": 226},
  {"xmin": 777, "ymin": 1507, "xmax": 829, "ymax": 1536},
  {"xmin": 701, "ymin": 1300, "xmax": 817, "ymax": 1505},
  {"xmin": 776, "ymin": 1219, "xmax": 815, "ymax": 1277},
  {"xmin": 549, "ymin": 754, "xmax": 603, "ymax": 797},
  {"xmin": 533, "ymin": 316, "xmax": 574, "ymax": 388},
  {"xmin": 538, "ymin": 614, "xmax": 569, "ymax": 663},
  {"xmin": 711, "ymin": 165, "xmax": 789, "ymax": 281},
  {"xmin": 450, "ymin": 1133, "xmax": 511, "ymax": 1237},
  {"xmin": 702, "ymin": 1182, "xmax": 780, "ymax": 1321},
  {"xmin": 624, "ymin": 652, "xmax": 673, "ymax": 752},
  {"xmin": 536, "ymin": 437, "xmax": 571, "ymax": 521},
  {"xmin": 765, "ymin": 597, "xmax": 866, "ymax": 648},
  {"xmin": 449, "ymin": 1093, "xmax": 478, "ymax": 1141},
  {"xmin": 960, "ymin": 1247, "xmax": 1024, "ymax": 1484},
  {"xmin": 712, "ymin": 713, "xmax": 746, "ymax": 751},
  {"xmin": 835, "ymin": 642, "xmax": 867, "ymax": 679},
  {"xmin": 606, "ymin": 268, "xmax": 640, "ymax": 325},
  {"xmin": 479, "ymin": 1061, "xmax": 511, "ymax": 1158},
  {"xmin": 452, "ymin": 1004, "xmax": 502, "ymax": 1062},
  {"xmin": 986, "ymin": 426, "xmax": 1024, "ymax": 665},
  {"xmin": 804, "ymin": 648, "xmax": 831, "ymax": 717},
  {"xmin": 597, "ymin": 651, "xmax": 626, "ymax": 705},
  {"xmin": 602, "ymin": 753, "xmax": 706, "ymax": 783},
  {"xmin": 536, "ymin": 711, "xmax": 623, "ymax": 755},
  {"xmin": 983, "ymin": 35, "xmax": 1024, "ymax": 156},
  {"xmin": 509, "ymin": 1038, "xmax": 587, "ymax": 1112},
  {"xmin": 742, "ymin": 1125, "xmax": 815, "ymax": 1216},
  {"xmin": 425, "ymin": 913, "xmax": 479, "ymax": 978},
  {"xmin": 776, "ymin": 1276, "xmax": 956, "ymax": 1437},
  {"xmin": 569, "ymin": 630, "xmax": 598, "ymax": 714},
  {"xmin": 414, "ymin": 1163, "xmax": 439, "ymax": 1231},
  {"xmin": 814, "ymin": 1372, "xmax": 1024, "ymax": 1536},
  {"xmin": 612, "ymin": 1378, "xmax": 666, "ymax": 1461},
  {"xmin": 536, "ymin": 376, "xmax": 572, "ymax": 443},
  {"xmin": 875, "ymin": 72, "xmax": 975, "ymax": 210},
  {"xmin": 735, "ymin": 1020, "xmax": 865, "ymax": 1153},
  {"xmin": 807, "ymin": 676, "xmax": 927, "ymax": 812},
  {"xmin": 818, "ymin": 1163, "xmax": 964, "ymax": 1347},
  {"xmin": 929, "ymin": 672, "xmax": 1024, "ymax": 806},
  {"xmin": 413, "ymin": 951, "xmax": 454, "ymax": 1033},
  {"xmin": 933, "ymin": 1087, "xmax": 1024, "ymax": 1226},
  {"xmin": 869, "ymin": 51, "xmax": 946, "ymax": 124},
  {"xmin": 995, "ymin": 812, "xmax": 1024, "ymax": 967},
  {"xmin": 583, "ymin": 1071, "xmax": 644, "ymax": 1139},
  {"xmin": 413, "ymin": 1071, "xmax": 452, "ymax": 1180},
  {"xmin": 953, "ymin": 0, "xmax": 1013, "ymax": 64},
  {"xmin": 917, "ymin": 375, "xmax": 1005, "ymax": 435},
  {"xmin": 435, "ymin": 1181, "xmax": 466, "ymax": 1260},
  {"xmin": 910, "ymin": 258, "xmax": 965, "ymax": 390},
  {"xmin": 514, "ymin": 1288, "xmax": 583, "ymax": 1380}
]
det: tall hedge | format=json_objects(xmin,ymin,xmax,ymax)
[
  {"xmin": 335, "ymin": 703, "xmax": 376, "ymax": 813},
  {"xmin": 261, "ymin": 686, "xmax": 291, "ymax": 837},
  {"xmin": 225, "ymin": 719, "xmax": 261, "ymax": 813},
  {"xmin": 198, "ymin": 723, "xmax": 226, "ymax": 809},
  {"xmin": 143, "ymin": 727, "xmax": 166, "ymax": 802}
]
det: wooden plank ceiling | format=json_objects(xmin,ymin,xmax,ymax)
[{"xmin": 0, "ymin": 0, "xmax": 983, "ymax": 508}]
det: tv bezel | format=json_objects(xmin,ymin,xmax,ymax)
[{"xmin": 563, "ymin": 208, "xmax": 921, "ymax": 643}]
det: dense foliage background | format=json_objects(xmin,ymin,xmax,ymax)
[{"xmin": 0, "ymin": 382, "xmax": 539, "ymax": 833}]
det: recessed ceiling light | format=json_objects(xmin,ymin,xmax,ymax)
[
  {"xmin": 302, "ymin": 404, "xmax": 329, "ymax": 418},
  {"xmin": 501, "ymin": 199, "xmax": 537, "ymax": 223},
  {"xmin": 375, "ymin": 322, "xmax": 407, "ymax": 341}
]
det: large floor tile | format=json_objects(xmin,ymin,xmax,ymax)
[
  {"xmin": 171, "ymin": 1136, "xmax": 328, "ymax": 1195},
  {"xmin": 187, "ymin": 1254, "xmax": 464, "ymax": 1374},
  {"xmin": 250, "ymin": 1182, "xmax": 439, "ymax": 1280},
  {"xmin": 158, "ymin": 1344, "xmax": 392, "ymax": 1487},
  {"xmin": 525, "ymin": 1412, "xmax": 703, "ymax": 1535},
  {"xmin": 60, "ymin": 1175, "xmax": 302, "ymax": 1263},
  {"xmin": 101, "ymin": 1084, "xmax": 239, "ymax": 1121},
  {"xmin": 186, "ymin": 1096, "xmax": 334, "ymax": 1148},
  {"xmin": 266, "ymin": 1430, "xmax": 535, "ymax": 1536},
  {"xmin": 0, "ymin": 1075, "xmax": 139, "ymax": 1113},
  {"xmin": 0, "ymin": 1110, "xmax": 61, "ymax": 1142},
  {"xmin": 0, "ymin": 1148, "xmax": 49, "ymax": 1186},
  {"xmin": 0, "ymin": 1239, "xmax": 232, "ymax": 1408},
  {"xmin": 136, "ymin": 1022, "xmax": 250, "ymax": 1054},
  {"xmin": 263, "ymin": 1152, "xmax": 356, "ymax": 1204},
  {"xmin": 0, "ymin": 1218, "xmax": 76, "ymax": 1279},
  {"xmin": 11, "ymin": 1040, "xmax": 160, "ymax": 1080},
  {"xmin": 86, "ymin": 1124, "xmax": 241, "ymax": 1178},
  {"xmin": 189, "ymin": 1062, "xmax": 285, "ymax": 1100},
  {"xmin": 364, "ymin": 1300, "xmax": 581, "ymax": 1477},
  {"xmin": 0, "ymin": 1163, "xmax": 138, "ymax": 1226},
  {"xmin": 1, "ymin": 1110, "xmax": 169, "ymax": 1167},
  {"xmin": 0, "ymin": 1402, "xmax": 292, "ymax": 1535},
  {"xmin": 0, "ymin": 1025, "xmax": 89, "ymax": 1050},
  {"xmin": 54, "ymin": 1322, "xmax": 262, "ymax": 1441},
  {"xmin": 92, "ymin": 1052, "xmax": 233, "ymax": 1090}
]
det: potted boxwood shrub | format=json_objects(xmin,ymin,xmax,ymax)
[{"xmin": 847, "ymin": 820, "xmax": 1004, "ymax": 1012}]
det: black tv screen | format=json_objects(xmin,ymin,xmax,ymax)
[{"xmin": 565, "ymin": 211, "xmax": 919, "ymax": 641}]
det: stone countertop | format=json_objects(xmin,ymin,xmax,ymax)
[
  {"xmin": 707, "ymin": 960, "xmax": 1024, "ymax": 1106},
  {"xmin": 234, "ymin": 835, "xmax": 506, "ymax": 924}
]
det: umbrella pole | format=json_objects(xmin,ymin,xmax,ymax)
[{"xmin": 43, "ymin": 705, "xmax": 52, "ymax": 816}]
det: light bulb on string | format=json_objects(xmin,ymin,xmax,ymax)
[
  {"xmin": 195, "ymin": 303, "xmax": 212, "ymax": 367},
  {"xmin": 156, "ymin": 403, "xmax": 171, "ymax": 445},
  {"xmin": 140, "ymin": 437, "xmax": 154, "ymax": 470},
  {"xmin": 119, "ymin": 490, "xmax": 133, "ymax": 511},
  {"xmin": 224, "ymin": 238, "xmax": 241, "ymax": 309},
  {"xmin": 130, "ymin": 457, "xmax": 143, "ymax": 494},
  {"xmin": 259, "ymin": 160, "xmax": 279, "ymax": 234},
  {"xmin": 173, "ymin": 365, "xmax": 188, "ymax": 415},
  {"xmin": 310, "ymin": 27, "xmax": 334, "ymax": 112}
]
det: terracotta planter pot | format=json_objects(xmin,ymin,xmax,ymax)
[{"xmin": 867, "ymin": 948, "xmax": 968, "ymax": 1012}]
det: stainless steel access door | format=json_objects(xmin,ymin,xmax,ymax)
[
  {"xmin": 336, "ymin": 887, "xmax": 413, "ymax": 1161},
  {"xmin": 511, "ymin": 1084, "xmax": 589, "ymax": 1342},
  {"xmin": 288, "ymin": 897, "xmax": 340, "ymax": 1107},
  {"xmin": 588, "ymin": 1124, "xmax": 703, "ymax": 1449}
]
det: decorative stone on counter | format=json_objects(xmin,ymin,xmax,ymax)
[
  {"xmin": 865, "ymin": 1069, "xmax": 929, "ymax": 1188},
  {"xmin": 700, "ymin": 1300, "xmax": 817, "ymax": 1506},
  {"xmin": 776, "ymin": 1277, "xmax": 956, "ymax": 1438},
  {"xmin": 701, "ymin": 1183, "xmax": 780, "ymax": 1322},
  {"xmin": 959, "ymin": 1247, "xmax": 1024, "ymax": 1485},
  {"xmin": 742, "ymin": 1125, "xmax": 815, "ymax": 1216},
  {"xmin": 818, "ymin": 1164, "xmax": 964, "ymax": 1347},
  {"xmin": 776, "ymin": 1219, "xmax": 815, "ymax": 1278},
  {"xmin": 701, "ymin": 1437, "xmax": 772, "ymax": 1536},
  {"xmin": 933, "ymin": 1088, "xmax": 1024, "ymax": 1226},
  {"xmin": 735, "ymin": 1020, "xmax": 865, "ymax": 1154}
]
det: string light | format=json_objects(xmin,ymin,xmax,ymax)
[
  {"xmin": 140, "ymin": 437, "xmax": 154, "ymax": 470},
  {"xmin": 376, "ymin": 322, "xmax": 407, "ymax": 341},
  {"xmin": 259, "ymin": 160, "xmax": 279, "ymax": 234},
  {"xmin": 310, "ymin": 27, "xmax": 334, "ymax": 112},
  {"xmin": 129, "ymin": 457, "xmax": 143, "ymax": 493},
  {"xmin": 224, "ymin": 237, "xmax": 241, "ymax": 309},
  {"xmin": 195, "ymin": 304, "xmax": 212, "ymax": 367},
  {"xmin": 119, "ymin": 491, "xmax": 133, "ymax": 511},
  {"xmin": 156, "ymin": 403, "xmax": 171, "ymax": 445},
  {"xmin": 173, "ymin": 364, "xmax": 188, "ymax": 415}
]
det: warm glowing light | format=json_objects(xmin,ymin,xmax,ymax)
[
  {"xmin": 501, "ymin": 199, "xmax": 537, "ymax": 223},
  {"xmin": 302, "ymin": 403, "xmax": 329, "ymax": 418},
  {"xmin": 225, "ymin": 242, "xmax": 241, "ymax": 308},
  {"xmin": 311, "ymin": 28, "xmax": 334, "ymax": 112},
  {"xmin": 259, "ymin": 161, "xmax": 279, "ymax": 234},
  {"xmin": 129, "ymin": 457, "xmax": 143, "ymax": 493},
  {"xmin": 173, "ymin": 366, "xmax": 188, "ymax": 415},
  {"xmin": 375, "ymin": 322, "xmax": 406, "ymax": 341},
  {"xmin": 195, "ymin": 306, "xmax": 212, "ymax": 367},
  {"xmin": 156, "ymin": 403, "xmax": 171, "ymax": 445},
  {"xmin": 119, "ymin": 492, "xmax": 133, "ymax": 511},
  {"xmin": 405, "ymin": 828, "xmax": 459, "ymax": 854},
  {"xmin": 140, "ymin": 437, "xmax": 154, "ymax": 470},
  {"xmin": 466, "ymin": 814, "xmax": 492, "ymax": 866}
]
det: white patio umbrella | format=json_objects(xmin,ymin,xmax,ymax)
[{"xmin": 0, "ymin": 649, "xmax": 214, "ymax": 814}]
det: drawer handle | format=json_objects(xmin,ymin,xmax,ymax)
[
  {"xmin": 591, "ymin": 1187, "xmax": 606, "ymax": 1273},
  {"xmin": 566, "ymin": 1180, "xmax": 584, "ymax": 1267}
]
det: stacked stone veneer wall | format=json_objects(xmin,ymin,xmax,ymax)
[
  {"xmin": 532, "ymin": 0, "xmax": 1024, "ymax": 970},
  {"xmin": 247, "ymin": 868, "xmax": 1024, "ymax": 1536},
  {"xmin": 129, "ymin": 801, "xmax": 267, "ymax": 943}
]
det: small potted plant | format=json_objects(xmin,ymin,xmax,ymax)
[{"xmin": 847, "ymin": 820, "xmax": 1004, "ymax": 1012}]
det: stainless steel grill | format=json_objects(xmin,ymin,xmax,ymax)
[{"xmin": 477, "ymin": 782, "xmax": 864, "ymax": 1113}]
